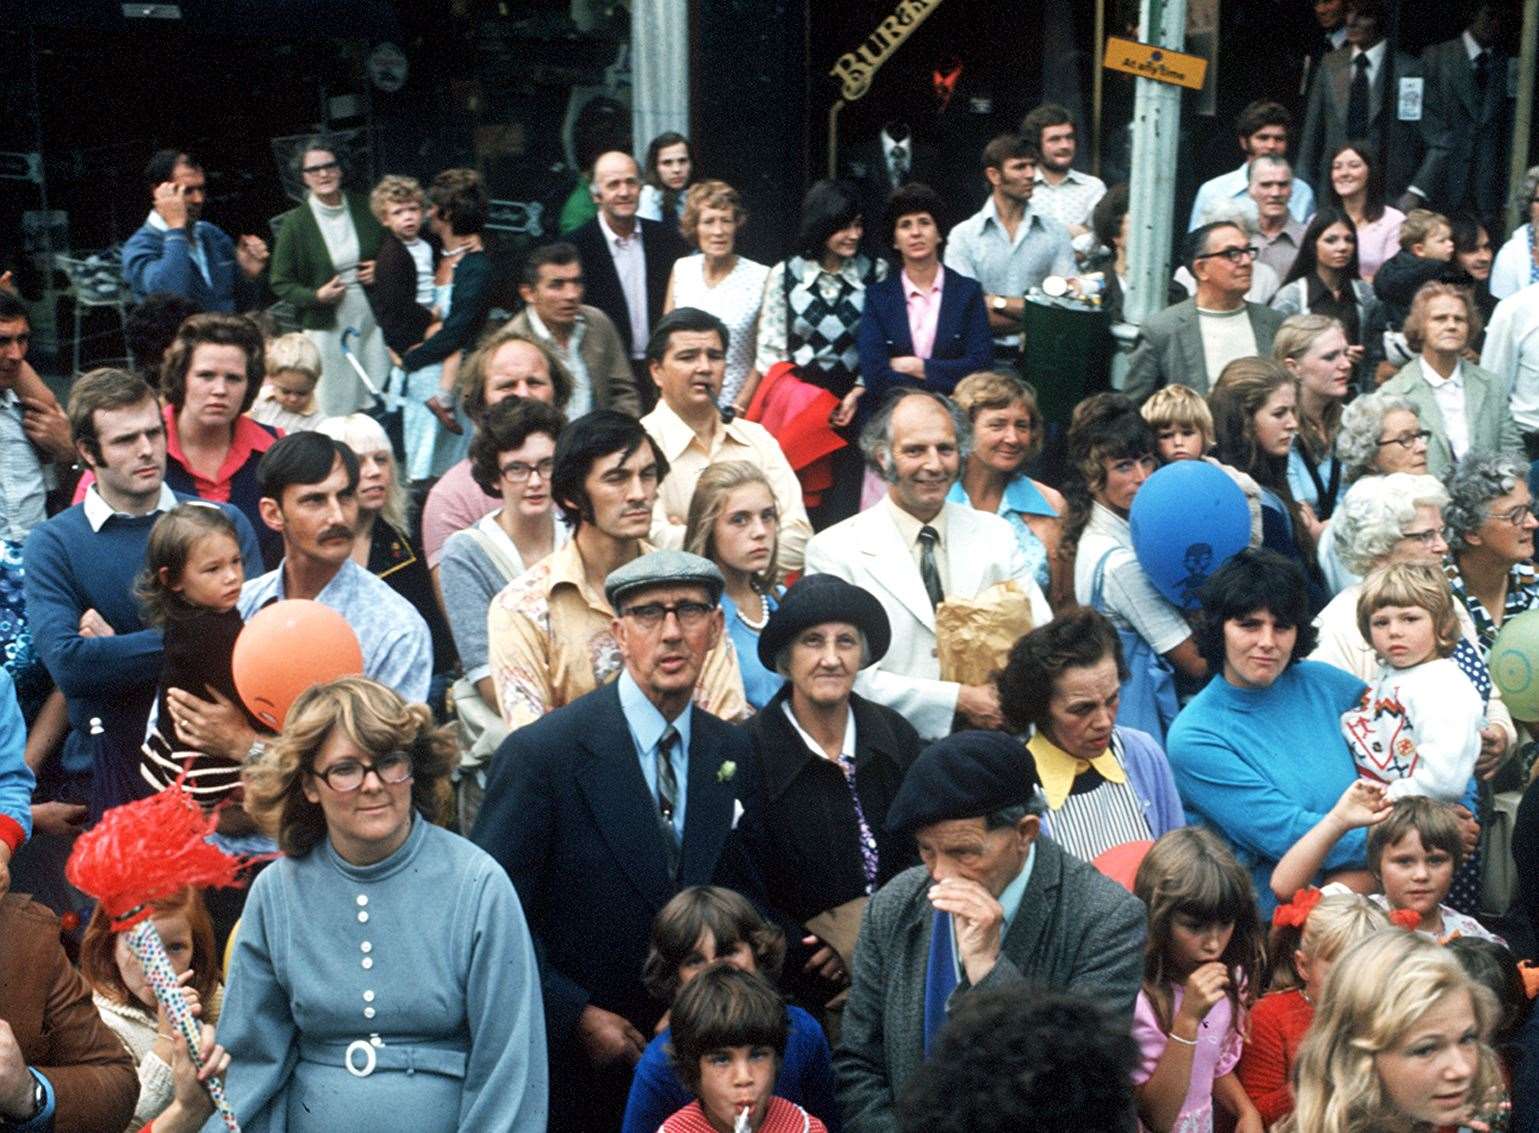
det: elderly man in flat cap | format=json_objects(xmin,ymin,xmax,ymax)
[
  {"xmin": 834, "ymin": 731, "xmax": 1146, "ymax": 1133},
  {"xmin": 474, "ymin": 549, "xmax": 761, "ymax": 1132}
]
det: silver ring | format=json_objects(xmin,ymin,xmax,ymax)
[{"xmin": 344, "ymin": 1039, "xmax": 376, "ymax": 1077}]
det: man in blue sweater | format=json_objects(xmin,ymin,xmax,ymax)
[
  {"xmin": 22, "ymin": 368, "xmax": 261, "ymax": 826},
  {"xmin": 120, "ymin": 149, "xmax": 269, "ymax": 312}
]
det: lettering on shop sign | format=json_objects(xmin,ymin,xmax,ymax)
[
  {"xmin": 1101, "ymin": 37, "xmax": 1208, "ymax": 91},
  {"xmin": 830, "ymin": 0, "xmax": 947, "ymax": 101}
]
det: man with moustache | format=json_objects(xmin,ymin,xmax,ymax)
[
  {"xmin": 23, "ymin": 369, "xmax": 262, "ymax": 823},
  {"xmin": 166, "ymin": 432, "xmax": 430, "ymax": 767},
  {"xmin": 1019, "ymin": 104, "xmax": 1106, "ymax": 239},
  {"xmin": 944, "ymin": 134, "xmax": 1075, "ymax": 361},
  {"xmin": 487, "ymin": 410, "xmax": 746, "ymax": 731},
  {"xmin": 804, "ymin": 389, "xmax": 1050, "ymax": 741}
]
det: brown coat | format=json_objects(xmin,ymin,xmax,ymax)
[{"xmin": 0, "ymin": 896, "xmax": 137, "ymax": 1132}]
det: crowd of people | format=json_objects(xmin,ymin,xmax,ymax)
[{"xmin": 4, "ymin": 0, "xmax": 1539, "ymax": 1130}]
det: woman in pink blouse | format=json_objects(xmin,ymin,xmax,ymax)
[{"xmin": 1323, "ymin": 143, "xmax": 1403, "ymax": 284}]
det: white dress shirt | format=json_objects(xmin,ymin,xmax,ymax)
[
  {"xmin": 1420, "ymin": 356, "xmax": 1469, "ymax": 459},
  {"xmin": 599, "ymin": 212, "xmax": 650, "ymax": 359}
]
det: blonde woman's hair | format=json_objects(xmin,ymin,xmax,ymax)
[
  {"xmin": 265, "ymin": 332, "xmax": 322, "ymax": 383},
  {"xmin": 1355, "ymin": 560, "xmax": 1460, "ymax": 659},
  {"xmin": 1140, "ymin": 384, "xmax": 1214, "ymax": 448},
  {"xmin": 1133, "ymin": 827, "xmax": 1267, "ymax": 1033},
  {"xmin": 683, "ymin": 460, "xmax": 780, "ymax": 591},
  {"xmin": 952, "ymin": 370, "xmax": 1044, "ymax": 464},
  {"xmin": 680, "ymin": 180, "xmax": 746, "ymax": 248},
  {"xmin": 315, "ymin": 413, "xmax": 408, "ymax": 534},
  {"xmin": 369, "ymin": 174, "xmax": 425, "ymax": 224},
  {"xmin": 1273, "ymin": 312, "xmax": 1346, "ymax": 367},
  {"xmin": 242, "ymin": 676, "xmax": 454, "ymax": 857},
  {"xmin": 1269, "ymin": 890, "xmax": 1389, "ymax": 992},
  {"xmin": 1280, "ymin": 929, "xmax": 1501, "ymax": 1133}
]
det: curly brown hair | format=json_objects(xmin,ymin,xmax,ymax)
[{"xmin": 242, "ymin": 676, "xmax": 454, "ymax": 857}]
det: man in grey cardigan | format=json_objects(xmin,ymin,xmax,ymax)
[{"xmin": 835, "ymin": 731, "xmax": 1146, "ymax": 1133}]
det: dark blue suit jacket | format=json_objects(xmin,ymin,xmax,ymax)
[
  {"xmin": 856, "ymin": 265, "xmax": 993, "ymax": 403},
  {"xmin": 472, "ymin": 678, "xmax": 758, "ymax": 1052}
]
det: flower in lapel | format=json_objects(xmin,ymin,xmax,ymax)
[{"xmin": 716, "ymin": 760, "xmax": 737, "ymax": 784}]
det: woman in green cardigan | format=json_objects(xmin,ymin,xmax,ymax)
[{"xmin": 270, "ymin": 137, "xmax": 389, "ymax": 417}]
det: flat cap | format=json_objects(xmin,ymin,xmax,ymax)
[
  {"xmin": 885, "ymin": 730, "xmax": 1039, "ymax": 834},
  {"xmin": 605, "ymin": 549, "xmax": 726, "ymax": 609},
  {"xmin": 757, "ymin": 574, "xmax": 891, "ymax": 671}
]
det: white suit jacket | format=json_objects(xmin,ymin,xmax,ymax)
[{"xmin": 804, "ymin": 499, "xmax": 1052, "ymax": 739}]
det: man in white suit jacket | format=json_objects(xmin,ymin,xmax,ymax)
[{"xmin": 804, "ymin": 389, "xmax": 1052, "ymax": 740}]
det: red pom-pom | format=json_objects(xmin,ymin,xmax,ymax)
[
  {"xmin": 1271, "ymin": 886, "xmax": 1324, "ymax": 929},
  {"xmin": 1389, "ymin": 908, "xmax": 1423, "ymax": 930},
  {"xmin": 65, "ymin": 782, "xmax": 249, "ymax": 931},
  {"xmin": 59, "ymin": 912, "xmax": 79, "ymax": 934}
]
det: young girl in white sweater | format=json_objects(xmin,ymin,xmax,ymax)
[{"xmin": 1339, "ymin": 561, "xmax": 1482, "ymax": 802}]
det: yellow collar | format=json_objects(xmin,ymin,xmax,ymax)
[{"xmin": 1027, "ymin": 731, "xmax": 1126, "ymax": 810}]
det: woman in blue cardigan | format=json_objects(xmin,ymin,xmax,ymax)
[{"xmin": 856, "ymin": 182, "xmax": 993, "ymax": 404}]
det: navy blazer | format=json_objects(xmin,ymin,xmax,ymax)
[
  {"xmin": 471, "ymin": 678, "xmax": 758, "ymax": 1050},
  {"xmin": 856, "ymin": 265, "xmax": 993, "ymax": 403}
]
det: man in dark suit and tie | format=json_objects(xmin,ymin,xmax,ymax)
[
  {"xmin": 472, "ymin": 548, "xmax": 757, "ymax": 1132},
  {"xmin": 1296, "ymin": 0, "xmax": 1425, "ymax": 203},
  {"xmin": 1407, "ymin": 2, "xmax": 1514, "ymax": 226},
  {"xmin": 568, "ymin": 151, "xmax": 687, "ymax": 410}
]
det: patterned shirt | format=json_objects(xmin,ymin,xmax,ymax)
[
  {"xmin": 1030, "ymin": 168, "xmax": 1107, "ymax": 231},
  {"xmin": 1445, "ymin": 558, "xmax": 1539, "ymax": 654},
  {"xmin": 486, "ymin": 537, "xmax": 748, "ymax": 730}
]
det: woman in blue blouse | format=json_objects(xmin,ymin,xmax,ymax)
[
  {"xmin": 949, "ymin": 370, "xmax": 1068, "ymax": 608},
  {"xmin": 216, "ymin": 676, "xmax": 546, "ymax": 1131},
  {"xmin": 855, "ymin": 182, "xmax": 993, "ymax": 404},
  {"xmin": 684, "ymin": 461, "xmax": 784, "ymax": 710},
  {"xmin": 1275, "ymin": 314, "xmax": 1352, "ymax": 526}
]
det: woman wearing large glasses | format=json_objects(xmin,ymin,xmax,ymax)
[{"xmin": 214, "ymin": 676, "xmax": 548, "ymax": 1132}]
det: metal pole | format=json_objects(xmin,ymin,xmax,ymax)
[
  {"xmin": 1092, "ymin": 0, "xmax": 1106, "ymax": 177},
  {"xmin": 1506, "ymin": 0, "xmax": 1538, "ymax": 236},
  {"xmin": 1121, "ymin": 0, "xmax": 1186, "ymax": 330}
]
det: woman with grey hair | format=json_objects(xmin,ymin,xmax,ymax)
[
  {"xmin": 1490, "ymin": 164, "xmax": 1539, "ymax": 300},
  {"xmin": 1444, "ymin": 452, "xmax": 1539, "ymax": 655},
  {"xmin": 1319, "ymin": 391, "xmax": 1431, "ymax": 590},
  {"xmin": 737, "ymin": 573, "xmax": 921, "ymax": 1010}
]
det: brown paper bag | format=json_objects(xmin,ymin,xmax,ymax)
[{"xmin": 935, "ymin": 579, "xmax": 1037, "ymax": 685}]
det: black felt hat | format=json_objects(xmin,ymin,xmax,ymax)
[
  {"xmin": 885, "ymin": 730, "xmax": 1039, "ymax": 834},
  {"xmin": 756, "ymin": 574, "xmax": 892, "ymax": 671}
]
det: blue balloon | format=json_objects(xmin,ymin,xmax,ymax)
[{"xmin": 1130, "ymin": 461, "xmax": 1251, "ymax": 609}]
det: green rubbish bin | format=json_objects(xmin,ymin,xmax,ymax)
[{"xmin": 1020, "ymin": 295, "xmax": 1112, "ymax": 428}]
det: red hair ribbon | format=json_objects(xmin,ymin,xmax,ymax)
[
  {"xmin": 1519, "ymin": 961, "xmax": 1539, "ymax": 1001},
  {"xmin": 1271, "ymin": 886, "xmax": 1323, "ymax": 928},
  {"xmin": 1388, "ymin": 907, "xmax": 1423, "ymax": 930}
]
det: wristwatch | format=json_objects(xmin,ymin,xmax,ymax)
[
  {"xmin": 990, "ymin": 295, "xmax": 1008, "ymax": 312},
  {"xmin": 0, "ymin": 1070, "xmax": 46, "ymax": 1130}
]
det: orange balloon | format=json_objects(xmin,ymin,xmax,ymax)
[
  {"xmin": 1092, "ymin": 839, "xmax": 1154, "ymax": 893},
  {"xmin": 232, "ymin": 600, "xmax": 364, "ymax": 730}
]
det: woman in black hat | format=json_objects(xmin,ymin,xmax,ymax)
[{"xmin": 732, "ymin": 573, "xmax": 923, "ymax": 1013}]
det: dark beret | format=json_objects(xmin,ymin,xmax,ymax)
[
  {"xmin": 885, "ymin": 730, "xmax": 1039, "ymax": 835},
  {"xmin": 756, "ymin": 573, "xmax": 892, "ymax": 671}
]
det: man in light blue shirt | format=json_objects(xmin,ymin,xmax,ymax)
[
  {"xmin": 167, "ymin": 432, "xmax": 431, "ymax": 772},
  {"xmin": 1187, "ymin": 100, "xmax": 1317, "ymax": 231},
  {"xmin": 945, "ymin": 134, "xmax": 1076, "ymax": 354}
]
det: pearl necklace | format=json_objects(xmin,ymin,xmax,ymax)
[
  {"xmin": 441, "ymin": 241, "xmax": 477, "ymax": 259},
  {"xmin": 735, "ymin": 591, "xmax": 768, "ymax": 631}
]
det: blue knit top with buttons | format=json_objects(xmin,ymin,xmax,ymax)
[{"xmin": 207, "ymin": 816, "xmax": 548, "ymax": 1132}]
